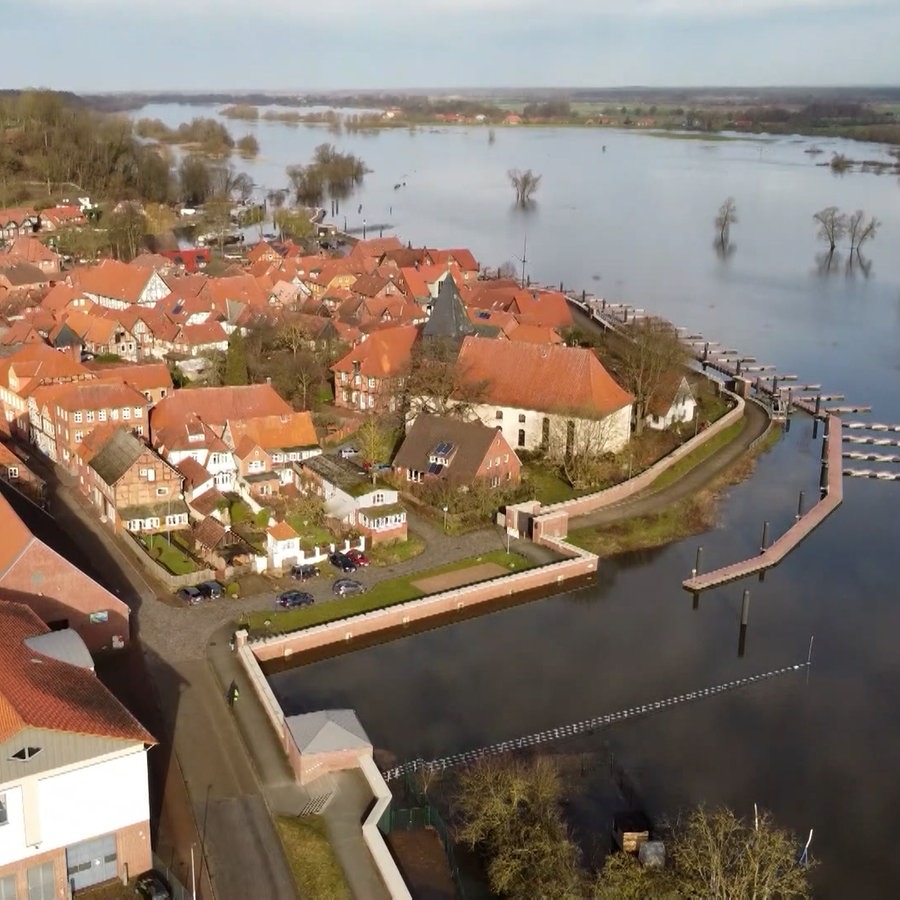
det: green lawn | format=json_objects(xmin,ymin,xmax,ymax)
[
  {"xmin": 367, "ymin": 533, "xmax": 426, "ymax": 566},
  {"xmin": 241, "ymin": 550, "xmax": 532, "ymax": 633},
  {"xmin": 286, "ymin": 516, "xmax": 334, "ymax": 549},
  {"xmin": 141, "ymin": 534, "xmax": 199, "ymax": 575},
  {"xmin": 650, "ymin": 418, "xmax": 747, "ymax": 491},
  {"xmin": 274, "ymin": 816, "xmax": 351, "ymax": 900},
  {"xmin": 523, "ymin": 463, "xmax": 584, "ymax": 504}
]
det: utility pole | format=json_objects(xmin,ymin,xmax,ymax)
[{"xmin": 516, "ymin": 233, "xmax": 528, "ymax": 287}]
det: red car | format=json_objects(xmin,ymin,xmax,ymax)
[{"xmin": 346, "ymin": 548, "xmax": 370, "ymax": 567}]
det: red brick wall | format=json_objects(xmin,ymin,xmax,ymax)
[
  {"xmin": 253, "ymin": 550, "xmax": 597, "ymax": 662},
  {"xmin": 0, "ymin": 541, "xmax": 130, "ymax": 650}
]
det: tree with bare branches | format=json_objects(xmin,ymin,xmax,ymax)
[
  {"xmin": 615, "ymin": 317, "xmax": 690, "ymax": 435},
  {"xmin": 846, "ymin": 209, "xmax": 879, "ymax": 256},
  {"xmin": 402, "ymin": 338, "xmax": 488, "ymax": 423},
  {"xmin": 356, "ymin": 417, "xmax": 396, "ymax": 481},
  {"xmin": 714, "ymin": 196, "xmax": 738, "ymax": 251},
  {"xmin": 454, "ymin": 756, "xmax": 582, "ymax": 899},
  {"xmin": 813, "ymin": 206, "xmax": 848, "ymax": 254},
  {"xmin": 507, "ymin": 168, "xmax": 542, "ymax": 206}
]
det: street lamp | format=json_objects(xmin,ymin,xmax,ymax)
[{"xmin": 442, "ymin": 505, "xmax": 449, "ymax": 531}]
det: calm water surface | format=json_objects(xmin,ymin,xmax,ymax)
[{"xmin": 142, "ymin": 104, "xmax": 900, "ymax": 896}]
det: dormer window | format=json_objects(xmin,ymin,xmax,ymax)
[{"xmin": 11, "ymin": 746, "xmax": 42, "ymax": 761}]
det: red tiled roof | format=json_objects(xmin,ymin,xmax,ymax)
[
  {"xmin": 150, "ymin": 384, "xmax": 293, "ymax": 433},
  {"xmin": 331, "ymin": 324, "xmax": 419, "ymax": 378},
  {"xmin": 181, "ymin": 321, "xmax": 228, "ymax": 346},
  {"xmin": 5, "ymin": 237, "xmax": 60, "ymax": 266},
  {"xmin": 153, "ymin": 414, "xmax": 229, "ymax": 453},
  {"xmin": 0, "ymin": 600, "xmax": 153, "ymax": 745},
  {"xmin": 175, "ymin": 456, "xmax": 214, "ymax": 490},
  {"xmin": 455, "ymin": 336, "xmax": 633, "ymax": 416},
  {"xmin": 267, "ymin": 521, "xmax": 298, "ymax": 541},
  {"xmin": 227, "ymin": 411, "xmax": 318, "ymax": 451},
  {"xmin": 31, "ymin": 379, "xmax": 148, "ymax": 413},
  {"xmin": 73, "ymin": 259, "xmax": 159, "ymax": 304},
  {"xmin": 348, "ymin": 237, "xmax": 404, "ymax": 260},
  {"xmin": 85, "ymin": 361, "xmax": 173, "ymax": 395},
  {"xmin": 0, "ymin": 343, "xmax": 91, "ymax": 395},
  {"xmin": 189, "ymin": 486, "xmax": 227, "ymax": 517}
]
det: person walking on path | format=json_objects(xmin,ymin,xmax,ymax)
[{"xmin": 227, "ymin": 680, "xmax": 240, "ymax": 707}]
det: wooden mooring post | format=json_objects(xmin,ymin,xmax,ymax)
[
  {"xmin": 738, "ymin": 589, "xmax": 751, "ymax": 658},
  {"xmin": 692, "ymin": 546, "xmax": 703, "ymax": 578}
]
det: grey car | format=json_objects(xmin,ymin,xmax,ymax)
[{"xmin": 333, "ymin": 578, "xmax": 365, "ymax": 597}]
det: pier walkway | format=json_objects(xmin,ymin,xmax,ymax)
[{"xmin": 683, "ymin": 415, "xmax": 843, "ymax": 593}]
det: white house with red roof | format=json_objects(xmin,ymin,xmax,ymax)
[
  {"xmin": 0, "ymin": 601, "xmax": 153, "ymax": 896},
  {"xmin": 72, "ymin": 260, "xmax": 170, "ymax": 310},
  {"xmin": 451, "ymin": 337, "xmax": 633, "ymax": 457}
]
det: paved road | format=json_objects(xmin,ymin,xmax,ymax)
[
  {"xmin": 1, "ymin": 403, "xmax": 768, "ymax": 899},
  {"xmin": 569, "ymin": 399, "xmax": 771, "ymax": 529}
]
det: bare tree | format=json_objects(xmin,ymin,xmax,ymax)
[
  {"xmin": 454, "ymin": 756, "xmax": 582, "ymax": 899},
  {"xmin": 714, "ymin": 196, "xmax": 738, "ymax": 254},
  {"xmin": 616, "ymin": 317, "xmax": 690, "ymax": 435},
  {"xmin": 402, "ymin": 338, "xmax": 488, "ymax": 423},
  {"xmin": 275, "ymin": 320, "xmax": 310, "ymax": 358},
  {"xmin": 813, "ymin": 206, "xmax": 848, "ymax": 254},
  {"xmin": 846, "ymin": 209, "xmax": 879, "ymax": 256},
  {"xmin": 507, "ymin": 168, "xmax": 542, "ymax": 206},
  {"xmin": 669, "ymin": 805, "xmax": 814, "ymax": 899},
  {"xmin": 356, "ymin": 417, "xmax": 395, "ymax": 481},
  {"xmin": 546, "ymin": 411, "xmax": 619, "ymax": 490}
]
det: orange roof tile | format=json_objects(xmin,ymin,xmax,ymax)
[
  {"xmin": 267, "ymin": 521, "xmax": 298, "ymax": 541},
  {"xmin": 455, "ymin": 336, "xmax": 633, "ymax": 416},
  {"xmin": 228, "ymin": 411, "xmax": 318, "ymax": 451},
  {"xmin": 85, "ymin": 361, "xmax": 173, "ymax": 394},
  {"xmin": 0, "ymin": 600, "xmax": 153, "ymax": 745},
  {"xmin": 150, "ymin": 384, "xmax": 293, "ymax": 433},
  {"xmin": 331, "ymin": 324, "xmax": 419, "ymax": 378},
  {"xmin": 73, "ymin": 259, "xmax": 158, "ymax": 304}
]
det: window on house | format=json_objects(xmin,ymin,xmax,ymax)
[
  {"xmin": 490, "ymin": 475, "xmax": 500, "ymax": 488},
  {"xmin": 122, "ymin": 408, "xmax": 131, "ymax": 420},
  {"xmin": 517, "ymin": 429, "xmax": 526, "ymax": 448},
  {"xmin": 155, "ymin": 486, "xmax": 168, "ymax": 496},
  {"xmin": 139, "ymin": 468, "xmax": 148, "ymax": 477},
  {"xmin": 134, "ymin": 425, "xmax": 143, "ymax": 437},
  {"xmin": 373, "ymin": 492, "xmax": 384, "ymax": 504},
  {"xmin": 26, "ymin": 861, "xmax": 55, "ymax": 900},
  {"xmin": 0, "ymin": 873, "xmax": 15, "ymax": 899},
  {"xmin": 368, "ymin": 377, "xmax": 375, "ymax": 389},
  {"xmin": 495, "ymin": 410, "xmax": 503, "ymax": 420},
  {"xmin": 98, "ymin": 409, "xmax": 107, "ymax": 422},
  {"xmin": 160, "ymin": 389, "xmax": 167, "ymax": 397},
  {"xmin": 0, "ymin": 793, "xmax": 7, "ymax": 826},
  {"xmin": 504, "ymin": 454, "xmax": 509, "ymax": 463},
  {"xmin": 110, "ymin": 409, "xmax": 118, "ymax": 420},
  {"xmin": 73, "ymin": 411, "xmax": 82, "ymax": 423},
  {"xmin": 6, "ymin": 466, "xmax": 18, "ymax": 479},
  {"xmin": 74, "ymin": 431, "xmax": 83, "ymax": 443},
  {"xmin": 518, "ymin": 413, "xmax": 526, "ymax": 423},
  {"xmin": 134, "ymin": 407, "xmax": 143, "ymax": 418},
  {"xmin": 10, "ymin": 746, "xmax": 42, "ymax": 761},
  {"xmin": 86, "ymin": 410, "xmax": 94, "ymax": 422}
]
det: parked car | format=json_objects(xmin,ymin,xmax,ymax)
[
  {"xmin": 134, "ymin": 870, "xmax": 172, "ymax": 900},
  {"xmin": 291, "ymin": 563, "xmax": 320, "ymax": 581},
  {"xmin": 338, "ymin": 445, "xmax": 360, "ymax": 459},
  {"xmin": 176, "ymin": 586, "xmax": 202, "ymax": 605},
  {"xmin": 333, "ymin": 579, "xmax": 365, "ymax": 597},
  {"xmin": 346, "ymin": 548, "xmax": 370, "ymax": 567},
  {"xmin": 276, "ymin": 590, "xmax": 315, "ymax": 609},
  {"xmin": 329, "ymin": 551, "xmax": 357, "ymax": 573},
  {"xmin": 197, "ymin": 580, "xmax": 224, "ymax": 599}
]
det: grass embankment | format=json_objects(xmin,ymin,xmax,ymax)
[
  {"xmin": 367, "ymin": 532, "xmax": 426, "ymax": 566},
  {"xmin": 241, "ymin": 550, "xmax": 531, "ymax": 633},
  {"xmin": 274, "ymin": 816, "xmax": 351, "ymax": 900},
  {"xmin": 569, "ymin": 421, "xmax": 781, "ymax": 559},
  {"xmin": 650, "ymin": 418, "xmax": 747, "ymax": 491}
]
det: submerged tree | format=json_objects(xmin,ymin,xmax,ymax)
[
  {"xmin": 846, "ymin": 209, "xmax": 879, "ymax": 256},
  {"xmin": 714, "ymin": 196, "xmax": 738, "ymax": 254},
  {"xmin": 813, "ymin": 206, "xmax": 847, "ymax": 254},
  {"xmin": 508, "ymin": 168, "xmax": 542, "ymax": 206}
]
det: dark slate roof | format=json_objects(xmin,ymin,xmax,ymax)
[
  {"xmin": 51, "ymin": 322, "xmax": 83, "ymax": 348},
  {"xmin": 422, "ymin": 274, "xmax": 475, "ymax": 341},
  {"xmin": 88, "ymin": 428, "xmax": 146, "ymax": 486},
  {"xmin": 393, "ymin": 414, "xmax": 509, "ymax": 483}
]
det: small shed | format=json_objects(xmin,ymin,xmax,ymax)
[
  {"xmin": 284, "ymin": 709, "xmax": 373, "ymax": 785},
  {"xmin": 613, "ymin": 811, "xmax": 653, "ymax": 854}
]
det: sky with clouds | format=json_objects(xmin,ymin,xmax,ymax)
[{"xmin": 3, "ymin": 1, "xmax": 898, "ymax": 92}]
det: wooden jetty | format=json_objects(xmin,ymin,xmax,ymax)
[{"xmin": 683, "ymin": 416, "xmax": 843, "ymax": 593}]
